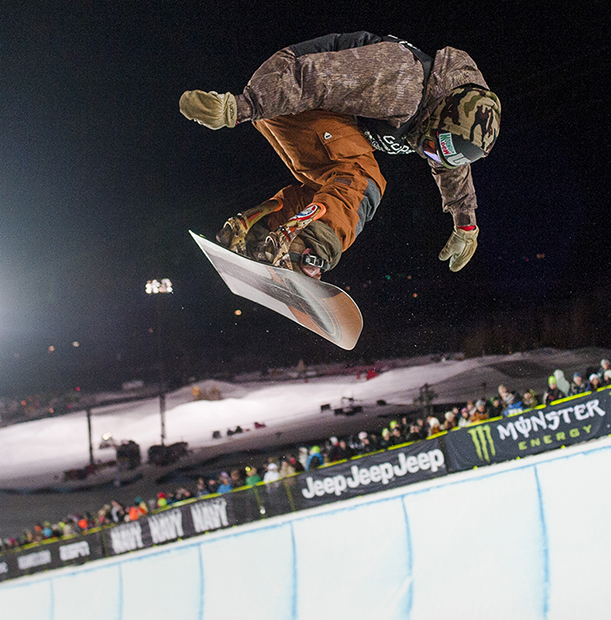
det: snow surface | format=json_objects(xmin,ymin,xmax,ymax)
[{"xmin": 0, "ymin": 348, "xmax": 607, "ymax": 489}]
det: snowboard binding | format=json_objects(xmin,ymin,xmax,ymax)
[
  {"xmin": 263, "ymin": 203, "xmax": 326, "ymax": 266},
  {"xmin": 216, "ymin": 199, "xmax": 282, "ymax": 255}
]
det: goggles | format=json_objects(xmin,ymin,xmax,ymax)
[{"xmin": 422, "ymin": 131, "xmax": 485, "ymax": 169}]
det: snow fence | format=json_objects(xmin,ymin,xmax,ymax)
[{"xmin": 1, "ymin": 434, "xmax": 611, "ymax": 619}]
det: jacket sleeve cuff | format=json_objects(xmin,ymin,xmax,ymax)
[{"xmin": 235, "ymin": 95, "xmax": 254, "ymax": 123}]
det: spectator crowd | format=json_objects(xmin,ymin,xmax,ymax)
[{"xmin": 2, "ymin": 358, "xmax": 610, "ymax": 552}]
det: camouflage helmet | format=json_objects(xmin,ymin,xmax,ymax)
[{"xmin": 423, "ymin": 87, "xmax": 501, "ymax": 168}]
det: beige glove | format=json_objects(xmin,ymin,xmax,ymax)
[
  {"xmin": 439, "ymin": 226, "xmax": 479, "ymax": 272},
  {"xmin": 179, "ymin": 90, "xmax": 237, "ymax": 129}
]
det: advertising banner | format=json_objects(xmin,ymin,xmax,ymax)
[
  {"xmin": 0, "ymin": 530, "xmax": 105, "ymax": 582},
  {"xmin": 104, "ymin": 496, "xmax": 233, "ymax": 556},
  {"xmin": 290, "ymin": 438, "xmax": 447, "ymax": 509},
  {"xmin": 4, "ymin": 392, "xmax": 609, "ymax": 583},
  {"xmin": 444, "ymin": 389, "xmax": 611, "ymax": 472}
]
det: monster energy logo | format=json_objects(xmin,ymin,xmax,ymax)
[{"xmin": 467, "ymin": 425, "xmax": 496, "ymax": 462}]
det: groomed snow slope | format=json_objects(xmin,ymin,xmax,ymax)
[
  {"xmin": 2, "ymin": 435, "xmax": 610, "ymax": 619},
  {"xmin": 1, "ymin": 348, "xmax": 608, "ymax": 486}
]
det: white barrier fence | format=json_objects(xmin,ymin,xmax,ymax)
[{"xmin": 2, "ymin": 436, "xmax": 610, "ymax": 620}]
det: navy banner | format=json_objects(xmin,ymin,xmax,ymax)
[{"xmin": 104, "ymin": 496, "xmax": 232, "ymax": 556}]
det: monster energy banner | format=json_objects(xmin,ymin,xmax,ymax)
[
  {"xmin": 293, "ymin": 438, "xmax": 447, "ymax": 508},
  {"xmin": 443, "ymin": 389, "xmax": 611, "ymax": 472}
]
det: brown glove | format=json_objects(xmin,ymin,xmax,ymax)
[{"xmin": 179, "ymin": 90, "xmax": 237, "ymax": 129}]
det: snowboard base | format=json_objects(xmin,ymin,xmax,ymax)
[{"xmin": 190, "ymin": 231, "xmax": 362, "ymax": 350}]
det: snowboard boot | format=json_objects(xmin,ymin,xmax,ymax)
[
  {"xmin": 276, "ymin": 236, "xmax": 328, "ymax": 279},
  {"xmin": 263, "ymin": 203, "xmax": 326, "ymax": 267},
  {"xmin": 216, "ymin": 199, "xmax": 283, "ymax": 256}
]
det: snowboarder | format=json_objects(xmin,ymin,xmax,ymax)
[{"xmin": 180, "ymin": 32, "xmax": 501, "ymax": 278}]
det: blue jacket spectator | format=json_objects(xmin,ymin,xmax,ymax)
[
  {"xmin": 217, "ymin": 472, "xmax": 232, "ymax": 493},
  {"xmin": 306, "ymin": 446, "xmax": 324, "ymax": 470}
]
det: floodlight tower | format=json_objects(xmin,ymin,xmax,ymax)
[{"xmin": 145, "ymin": 278, "xmax": 173, "ymax": 446}]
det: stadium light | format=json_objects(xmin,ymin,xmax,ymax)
[
  {"xmin": 145, "ymin": 279, "xmax": 173, "ymax": 295},
  {"xmin": 146, "ymin": 278, "xmax": 173, "ymax": 446}
]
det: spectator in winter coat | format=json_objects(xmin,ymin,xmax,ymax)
[
  {"xmin": 405, "ymin": 424, "xmax": 423, "ymax": 442},
  {"xmin": 544, "ymin": 376, "xmax": 566, "ymax": 405},
  {"xmin": 488, "ymin": 396, "xmax": 504, "ymax": 418},
  {"xmin": 110, "ymin": 500, "xmax": 126, "ymax": 523},
  {"xmin": 356, "ymin": 431, "xmax": 375, "ymax": 454},
  {"xmin": 469, "ymin": 400, "xmax": 489, "ymax": 423},
  {"xmin": 290, "ymin": 455, "xmax": 305, "ymax": 473},
  {"xmin": 457, "ymin": 408, "xmax": 471, "ymax": 427},
  {"xmin": 598, "ymin": 359, "xmax": 610, "ymax": 382},
  {"xmin": 441, "ymin": 410, "xmax": 457, "ymax": 431},
  {"xmin": 522, "ymin": 390, "xmax": 539, "ymax": 410},
  {"xmin": 175, "ymin": 487, "xmax": 193, "ymax": 502},
  {"xmin": 96, "ymin": 509, "xmax": 110, "ymax": 528},
  {"xmin": 298, "ymin": 446, "xmax": 309, "ymax": 470},
  {"xmin": 498, "ymin": 385, "xmax": 518, "ymax": 411},
  {"xmin": 134, "ymin": 497, "xmax": 148, "ymax": 516},
  {"xmin": 336, "ymin": 439, "xmax": 353, "ymax": 460},
  {"xmin": 416, "ymin": 418, "xmax": 427, "ymax": 438},
  {"xmin": 569, "ymin": 373, "xmax": 588, "ymax": 396},
  {"xmin": 306, "ymin": 446, "xmax": 324, "ymax": 470},
  {"xmin": 390, "ymin": 426, "xmax": 404, "ymax": 445},
  {"xmin": 217, "ymin": 472, "xmax": 233, "ymax": 493},
  {"xmin": 263, "ymin": 463, "xmax": 281, "ymax": 483},
  {"xmin": 327, "ymin": 436, "xmax": 344, "ymax": 461},
  {"xmin": 230, "ymin": 469, "xmax": 245, "ymax": 489},
  {"xmin": 553, "ymin": 369, "xmax": 571, "ymax": 396},
  {"xmin": 465, "ymin": 401, "xmax": 476, "ymax": 419},
  {"xmin": 378, "ymin": 428, "xmax": 392, "ymax": 449},
  {"xmin": 196, "ymin": 477, "xmax": 209, "ymax": 497},
  {"xmin": 427, "ymin": 417, "xmax": 441, "ymax": 436},
  {"xmin": 245, "ymin": 467, "xmax": 262, "ymax": 486},
  {"xmin": 588, "ymin": 374, "xmax": 602, "ymax": 392},
  {"xmin": 279, "ymin": 458, "xmax": 296, "ymax": 478},
  {"xmin": 368, "ymin": 433, "xmax": 381, "ymax": 450}
]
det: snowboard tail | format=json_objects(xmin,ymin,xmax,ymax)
[{"xmin": 190, "ymin": 231, "xmax": 362, "ymax": 350}]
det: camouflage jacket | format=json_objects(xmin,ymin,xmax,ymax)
[{"xmin": 235, "ymin": 32, "xmax": 491, "ymax": 216}]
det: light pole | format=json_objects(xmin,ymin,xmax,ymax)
[{"xmin": 145, "ymin": 278, "xmax": 173, "ymax": 446}]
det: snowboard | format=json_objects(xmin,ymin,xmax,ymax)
[{"xmin": 189, "ymin": 231, "xmax": 363, "ymax": 350}]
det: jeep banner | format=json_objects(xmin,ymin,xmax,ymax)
[
  {"xmin": 289, "ymin": 438, "xmax": 447, "ymax": 509},
  {"xmin": 443, "ymin": 389, "xmax": 611, "ymax": 472}
]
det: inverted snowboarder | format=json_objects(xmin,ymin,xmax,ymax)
[{"xmin": 180, "ymin": 31, "xmax": 501, "ymax": 279}]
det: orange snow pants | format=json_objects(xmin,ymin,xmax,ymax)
[{"xmin": 253, "ymin": 110, "xmax": 387, "ymax": 251}]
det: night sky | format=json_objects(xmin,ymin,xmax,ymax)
[{"xmin": 1, "ymin": 1, "xmax": 610, "ymax": 395}]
